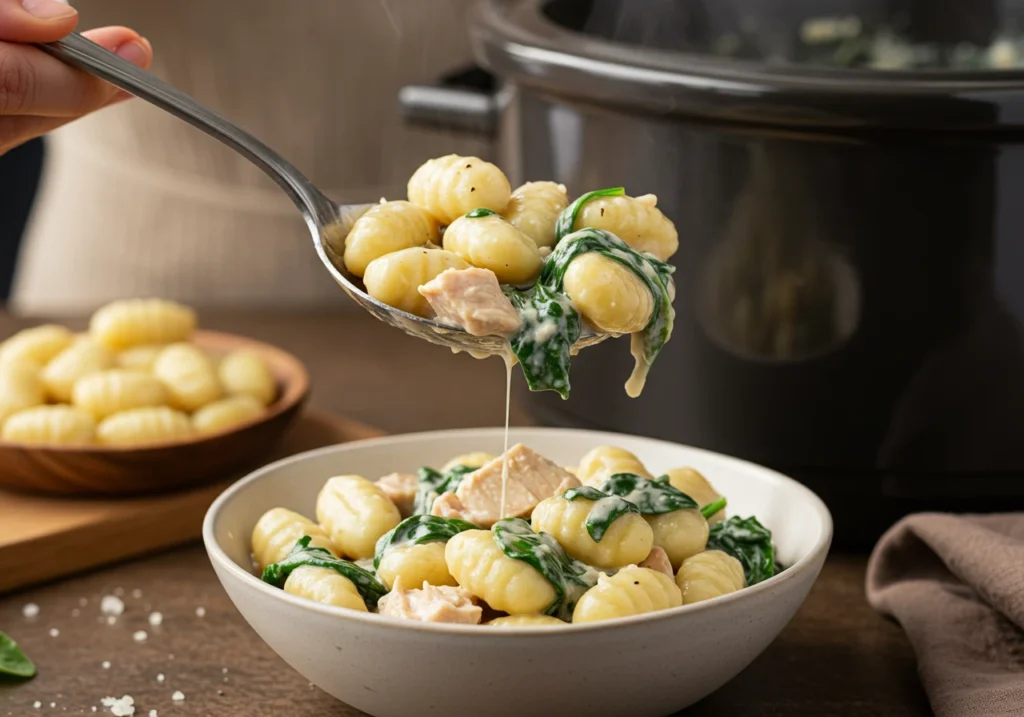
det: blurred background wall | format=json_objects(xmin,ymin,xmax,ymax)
[{"xmin": 0, "ymin": 138, "xmax": 44, "ymax": 301}]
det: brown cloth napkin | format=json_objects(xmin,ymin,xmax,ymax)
[{"xmin": 866, "ymin": 513, "xmax": 1024, "ymax": 716}]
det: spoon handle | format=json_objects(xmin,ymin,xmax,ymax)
[{"xmin": 37, "ymin": 32, "xmax": 337, "ymax": 228}]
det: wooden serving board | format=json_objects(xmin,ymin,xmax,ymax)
[{"xmin": 0, "ymin": 410, "xmax": 383, "ymax": 595}]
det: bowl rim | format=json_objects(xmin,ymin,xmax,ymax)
[
  {"xmin": 0, "ymin": 329, "xmax": 310, "ymax": 454},
  {"xmin": 203, "ymin": 427, "xmax": 833, "ymax": 636}
]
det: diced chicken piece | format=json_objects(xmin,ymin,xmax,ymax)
[
  {"xmin": 376, "ymin": 472, "xmax": 418, "ymax": 517},
  {"xmin": 454, "ymin": 444, "xmax": 580, "ymax": 527},
  {"xmin": 430, "ymin": 492, "xmax": 471, "ymax": 521},
  {"xmin": 377, "ymin": 577, "xmax": 482, "ymax": 624},
  {"xmin": 638, "ymin": 546, "xmax": 673, "ymax": 578},
  {"xmin": 418, "ymin": 268, "xmax": 522, "ymax": 337}
]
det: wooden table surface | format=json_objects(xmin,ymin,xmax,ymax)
[{"xmin": 0, "ymin": 310, "xmax": 933, "ymax": 717}]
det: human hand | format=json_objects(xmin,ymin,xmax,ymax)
[{"xmin": 1, "ymin": 0, "xmax": 152, "ymax": 155}]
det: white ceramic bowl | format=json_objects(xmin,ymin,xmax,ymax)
[{"xmin": 204, "ymin": 428, "xmax": 832, "ymax": 717}]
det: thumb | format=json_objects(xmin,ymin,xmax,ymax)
[{"xmin": 0, "ymin": 0, "xmax": 79, "ymax": 43}]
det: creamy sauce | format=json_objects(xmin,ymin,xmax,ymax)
[
  {"xmin": 625, "ymin": 332, "xmax": 651, "ymax": 398},
  {"xmin": 499, "ymin": 346, "xmax": 514, "ymax": 521}
]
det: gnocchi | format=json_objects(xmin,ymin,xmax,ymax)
[
  {"xmin": 42, "ymin": 339, "xmax": 116, "ymax": 402},
  {"xmin": 217, "ymin": 350, "xmax": 276, "ymax": 406},
  {"xmin": 90, "ymin": 298, "xmax": 196, "ymax": 349},
  {"xmin": 284, "ymin": 566, "xmax": 368, "ymax": 612},
  {"xmin": 192, "ymin": 395, "xmax": 264, "ymax": 435},
  {"xmin": 563, "ymin": 253, "xmax": 654, "ymax": 334},
  {"xmin": 407, "ymin": 154, "xmax": 511, "ymax": 225},
  {"xmin": 665, "ymin": 467, "xmax": 726, "ymax": 524},
  {"xmin": 316, "ymin": 475, "xmax": 402, "ymax": 560},
  {"xmin": 676, "ymin": 550, "xmax": 746, "ymax": 605},
  {"xmin": 254, "ymin": 446, "xmax": 779, "ymax": 626},
  {"xmin": 442, "ymin": 211, "xmax": 543, "ymax": 285},
  {"xmin": 503, "ymin": 181, "xmax": 568, "ymax": 249},
  {"xmin": 0, "ymin": 325, "xmax": 74, "ymax": 367},
  {"xmin": 577, "ymin": 445, "xmax": 652, "ymax": 487},
  {"xmin": 115, "ymin": 344, "xmax": 164, "ymax": 372},
  {"xmin": 344, "ymin": 200, "xmax": 440, "ymax": 278},
  {"xmin": 152, "ymin": 343, "xmax": 222, "ymax": 412},
  {"xmin": 0, "ymin": 361, "xmax": 45, "ymax": 423},
  {"xmin": 572, "ymin": 566, "xmax": 682, "ymax": 623},
  {"xmin": 72, "ymin": 369, "xmax": 168, "ymax": 419},
  {"xmin": 2, "ymin": 405, "xmax": 96, "ymax": 446},
  {"xmin": 363, "ymin": 247, "xmax": 469, "ymax": 317},
  {"xmin": 96, "ymin": 406, "xmax": 193, "ymax": 446},
  {"xmin": 573, "ymin": 193, "xmax": 679, "ymax": 261}
]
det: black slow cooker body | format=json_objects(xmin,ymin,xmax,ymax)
[{"xmin": 412, "ymin": 0, "xmax": 1024, "ymax": 546}]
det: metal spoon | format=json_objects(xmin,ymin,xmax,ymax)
[{"xmin": 38, "ymin": 33, "xmax": 604, "ymax": 356}]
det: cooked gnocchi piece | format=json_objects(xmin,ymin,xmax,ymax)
[
  {"xmin": 152, "ymin": 343, "xmax": 221, "ymax": 412},
  {"xmin": 676, "ymin": 550, "xmax": 746, "ymax": 605},
  {"xmin": 572, "ymin": 566, "xmax": 682, "ymax": 623},
  {"xmin": 531, "ymin": 494, "xmax": 653, "ymax": 569},
  {"xmin": 284, "ymin": 566, "xmax": 368, "ymax": 612},
  {"xmin": 90, "ymin": 298, "xmax": 196, "ymax": 349},
  {"xmin": 72, "ymin": 369, "xmax": 168, "ymax": 419},
  {"xmin": 407, "ymin": 154, "xmax": 511, "ymax": 225},
  {"xmin": 376, "ymin": 543, "xmax": 456, "ymax": 590},
  {"xmin": 445, "ymin": 529, "xmax": 557, "ymax": 615},
  {"xmin": 665, "ymin": 467, "xmax": 726, "ymax": 524},
  {"xmin": 255, "ymin": 444, "xmax": 780, "ymax": 626},
  {"xmin": 442, "ymin": 211, "xmax": 543, "ymax": 285},
  {"xmin": 316, "ymin": 475, "xmax": 401, "ymax": 560},
  {"xmin": 363, "ymin": 247, "xmax": 469, "ymax": 317},
  {"xmin": 563, "ymin": 253, "xmax": 654, "ymax": 334},
  {"xmin": 192, "ymin": 395, "xmax": 264, "ymax": 435},
  {"xmin": 115, "ymin": 344, "xmax": 164, "ymax": 372},
  {"xmin": 503, "ymin": 181, "xmax": 568, "ymax": 249},
  {"xmin": 0, "ymin": 325, "xmax": 74, "ymax": 367},
  {"xmin": 1, "ymin": 405, "xmax": 96, "ymax": 446},
  {"xmin": 96, "ymin": 406, "xmax": 193, "ymax": 446},
  {"xmin": 573, "ymin": 193, "xmax": 679, "ymax": 261},
  {"xmin": 217, "ymin": 350, "xmax": 276, "ymax": 406},
  {"xmin": 0, "ymin": 361, "xmax": 45, "ymax": 423},
  {"xmin": 42, "ymin": 339, "xmax": 116, "ymax": 403},
  {"xmin": 251, "ymin": 507, "xmax": 339, "ymax": 571},
  {"xmin": 343, "ymin": 200, "xmax": 440, "ymax": 278}
]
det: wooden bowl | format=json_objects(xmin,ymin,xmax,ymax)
[{"xmin": 0, "ymin": 331, "xmax": 310, "ymax": 496}]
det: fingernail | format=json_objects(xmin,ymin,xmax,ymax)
[
  {"xmin": 115, "ymin": 39, "xmax": 150, "ymax": 67},
  {"xmin": 21, "ymin": 0, "xmax": 77, "ymax": 20}
]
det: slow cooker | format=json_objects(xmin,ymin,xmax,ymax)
[{"xmin": 399, "ymin": 0, "xmax": 1024, "ymax": 546}]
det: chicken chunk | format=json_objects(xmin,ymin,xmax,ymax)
[
  {"xmin": 453, "ymin": 444, "xmax": 580, "ymax": 527},
  {"xmin": 375, "ymin": 472, "xmax": 418, "ymax": 517},
  {"xmin": 638, "ymin": 546, "xmax": 673, "ymax": 578},
  {"xmin": 377, "ymin": 577, "xmax": 482, "ymax": 624},
  {"xmin": 418, "ymin": 268, "xmax": 522, "ymax": 337},
  {"xmin": 430, "ymin": 492, "xmax": 470, "ymax": 521}
]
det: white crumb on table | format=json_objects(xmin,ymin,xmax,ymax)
[
  {"xmin": 48, "ymin": 628, "xmax": 59, "ymax": 638},
  {"xmin": 101, "ymin": 661, "xmax": 111, "ymax": 669},
  {"xmin": 22, "ymin": 603, "xmax": 39, "ymax": 618},
  {"xmin": 221, "ymin": 668, "xmax": 228, "ymax": 674},
  {"xmin": 100, "ymin": 596, "xmax": 125, "ymax": 616},
  {"xmin": 194, "ymin": 607, "xmax": 205, "ymax": 618},
  {"xmin": 132, "ymin": 630, "xmax": 147, "ymax": 642},
  {"xmin": 171, "ymin": 691, "xmax": 184, "ymax": 702},
  {"xmin": 131, "ymin": 589, "xmax": 143, "ymax": 599},
  {"xmin": 106, "ymin": 616, "xmax": 117, "ymax": 625},
  {"xmin": 149, "ymin": 711, "xmax": 157, "ymax": 717},
  {"xmin": 33, "ymin": 702, "xmax": 41, "ymax": 709},
  {"xmin": 100, "ymin": 695, "xmax": 134, "ymax": 716},
  {"xmin": 147, "ymin": 612, "xmax": 163, "ymax": 627},
  {"xmin": 155, "ymin": 674, "xmax": 164, "ymax": 683}
]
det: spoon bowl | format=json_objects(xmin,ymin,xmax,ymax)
[{"xmin": 40, "ymin": 34, "xmax": 601, "ymax": 356}]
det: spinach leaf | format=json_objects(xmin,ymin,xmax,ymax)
[
  {"xmin": 706, "ymin": 516, "xmax": 776, "ymax": 586},
  {"xmin": 554, "ymin": 187, "xmax": 625, "ymax": 243},
  {"xmin": 261, "ymin": 536, "xmax": 388, "ymax": 609},
  {"xmin": 465, "ymin": 207, "xmax": 498, "ymax": 218},
  {"xmin": 700, "ymin": 497, "xmax": 728, "ymax": 520},
  {"xmin": 373, "ymin": 515, "xmax": 477, "ymax": 569},
  {"xmin": 504, "ymin": 285, "xmax": 581, "ymax": 398},
  {"xmin": 562, "ymin": 485, "xmax": 641, "ymax": 542},
  {"xmin": 0, "ymin": 631, "xmax": 35, "ymax": 679},
  {"xmin": 492, "ymin": 518, "xmax": 600, "ymax": 620},
  {"xmin": 596, "ymin": 474, "xmax": 698, "ymax": 515},
  {"xmin": 542, "ymin": 228, "xmax": 675, "ymax": 372},
  {"xmin": 411, "ymin": 464, "xmax": 476, "ymax": 516}
]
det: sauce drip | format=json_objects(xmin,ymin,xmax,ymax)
[
  {"xmin": 499, "ymin": 346, "xmax": 514, "ymax": 521},
  {"xmin": 624, "ymin": 332, "xmax": 650, "ymax": 398}
]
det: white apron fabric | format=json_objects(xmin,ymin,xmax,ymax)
[{"xmin": 12, "ymin": 0, "xmax": 492, "ymax": 314}]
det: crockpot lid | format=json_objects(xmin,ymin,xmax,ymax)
[{"xmin": 471, "ymin": 0, "xmax": 1024, "ymax": 131}]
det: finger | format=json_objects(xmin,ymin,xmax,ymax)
[
  {"xmin": 0, "ymin": 0, "xmax": 79, "ymax": 43},
  {"xmin": 0, "ymin": 27, "xmax": 151, "ymax": 117}
]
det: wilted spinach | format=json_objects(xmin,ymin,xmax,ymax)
[
  {"xmin": 492, "ymin": 518, "xmax": 599, "ymax": 620},
  {"xmin": 504, "ymin": 284, "xmax": 581, "ymax": 399},
  {"xmin": 706, "ymin": 516, "xmax": 776, "ymax": 586},
  {"xmin": 261, "ymin": 536, "xmax": 388, "ymax": 609},
  {"xmin": 0, "ymin": 631, "xmax": 35, "ymax": 679},
  {"xmin": 373, "ymin": 515, "xmax": 477, "ymax": 569},
  {"xmin": 561, "ymin": 486, "xmax": 641, "ymax": 542},
  {"xmin": 411, "ymin": 464, "xmax": 477, "ymax": 515},
  {"xmin": 596, "ymin": 473, "xmax": 698, "ymax": 514},
  {"xmin": 554, "ymin": 187, "xmax": 625, "ymax": 242}
]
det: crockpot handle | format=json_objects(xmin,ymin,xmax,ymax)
[{"xmin": 397, "ymin": 65, "xmax": 500, "ymax": 137}]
